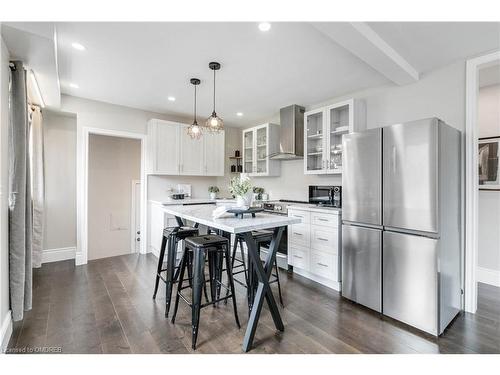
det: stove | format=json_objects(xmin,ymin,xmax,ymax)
[{"xmin": 259, "ymin": 199, "xmax": 309, "ymax": 216}]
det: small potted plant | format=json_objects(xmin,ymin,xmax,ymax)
[
  {"xmin": 229, "ymin": 175, "xmax": 253, "ymax": 207},
  {"xmin": 208, "ymin": 186, "xmax": 219, "ymax": 200},
  {"xmin": 253, "ymin": 187, "xmax": 265, "ymax": 201}
]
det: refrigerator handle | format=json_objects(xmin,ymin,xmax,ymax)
[{"xmin": 392, "ymin": 146, "xmax": 397, "ymax": 174}]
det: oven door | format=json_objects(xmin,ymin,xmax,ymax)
[{"xmin": 259, "ymin": 223, "xmax": 288, "ymax": 270}]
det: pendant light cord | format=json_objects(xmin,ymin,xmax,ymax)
[
  {"xmin": 194, "ymin": 83, "xmax": 197, "ymax": 122},
  {"xmin": 213, "ymin": 68, "xmax": 216, "ymax": 112}
]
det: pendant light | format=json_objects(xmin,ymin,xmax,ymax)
[
  {"xmin": 187, "ymin": 78, "xmax": 202, "ymax": 139},
  {"xmin": 206, "ymin": 61, "xmax": 224, "ymax": 132}
]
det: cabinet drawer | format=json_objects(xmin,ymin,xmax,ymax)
[
  {"xmin": 310, "ymin": 251, "xmax": 339, "ymax": 281},
  {"xmin": 288, "ymin": 210, "xmax": 310, "ymax": 224},
  {"xmin": 311, "ymin": 226, "xmax": 338, "ymax": 254},
  {"xmin": 289, "ymin": 246, "xmax": 310, "ymax": 270},
  {"xmin": 311, "ymin": 212, "xmax": 339, "ymax": 227},
  {"xmin": 289, "ymin": 223, "xmax": 310, "ymax": 247}
]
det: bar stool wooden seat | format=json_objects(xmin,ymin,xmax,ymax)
[
  {"xmin": 171, "ymin": 234, "xmax": 240, "ymax": 350},
  {"xmin": 152, "ymin": 226, "xmax": 199, "ymax": 317}
]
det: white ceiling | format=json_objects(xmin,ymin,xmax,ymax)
[
  {"xmin": 3, "ymin": 22, "xmax": 500, "ymax": 127},
  {"xmin": 54, "ymin": 22, "xmax": 389, "ymax": 126},
  {"xmin": 367, "ymin": 22, "xmax": 500, "ymax": 74}
]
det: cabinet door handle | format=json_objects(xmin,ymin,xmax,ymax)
[
  {"xmin": 317, "ymin": 237, "xmax": 329, "ymax": 242},
  {"xmin": 317, "ymin": 262, "xmax": 328, "ymax": 267},
  {"xmin": 318, "ymin": 218, "xmax": 329, "ymax": 222},
  {"xmin": 293, "ymin": 232, "xmax": 303, "ymax": 236},
  {"xmin": 294, "ymin": 255, "xmax": 303, "ymax": 259},
  {"xmin": 293, "ymin": 215, "xmax": 304, "ymax": 218}
]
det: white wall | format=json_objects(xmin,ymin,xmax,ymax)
[
  {"xmin": 43, "ymin": 111, "xmax": 77, "ymax": 256},
  {"xmin": 0, "ymin": 33, "xmax": 12, "ymax": 351},
  {"xmin": 61, "ymin": 94, "xmax": 190, "ymax": 134},
  {"xmin": 249, "ymin": 60, "xmax": 466, "ymax": 201},
  {"xmin": 478, "ymin": 84, "xmax": 500, "ymax": 277},
  {"xmin": 88, "ymin": 134, "xmax": 141, "ymax": 260}
]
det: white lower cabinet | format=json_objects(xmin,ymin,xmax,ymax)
[
  {"xmin": 148, "ymin": 201, "xmax": 179, "ymax": 256},
  {"xmin": 288, "ymin": 207, "xmax": 341, "ymax": 291}
]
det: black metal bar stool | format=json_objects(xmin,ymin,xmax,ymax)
[
  {"xmin": 152, "ymin": 226, "xmax": 199, "ymax": 317},
  {"xmin": 171, "ymin": 234, "xmax": 240, "ymax": 350},
  {"xmin": 228, "ymin": 229, "xmax": 284, "ymax": 308}
]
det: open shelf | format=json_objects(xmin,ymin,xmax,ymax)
[{"xmin": 307, "ymin": 133, "xmax": 323, "ymax": 139}]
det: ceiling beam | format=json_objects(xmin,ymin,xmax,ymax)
[{"xmin": 313, "ymin": 22, "xmax": 419, "ymax": 85}]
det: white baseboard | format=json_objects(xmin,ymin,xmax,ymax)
[
  {"xmin": 150, "ymin": 246, "xmax": 159, "ymax": 258},
  {"xmin": 1, "ymin": 310, "xmax": 12, "ymax": 353},
  {"xmin": 477, "ymin": 266, "xmax": 500, "ymax": 287},
  {"xmin": 41, "ymin": 247, "xmax": 76, "ymax": 264},
  {"xmin": 293, "ymin": 267, "xmax": 341, "ymax": 292}
]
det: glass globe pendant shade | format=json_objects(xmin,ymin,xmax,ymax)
[
  {"xmin": 187, "ymin": 120, "xmax": 202, "ymax": 139},
  {"xmin": 206, "ymin": 111, "xmax": 224, "ymax": 132},
  {"xmin": 188, "ymin": 77, "xmax": 202, "ymax": 139}
]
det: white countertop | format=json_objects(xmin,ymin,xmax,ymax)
[
  {"xmin": 149, "ymin": 198, "xmax": 236, "ymax": 206},
  {"xmin": 286, "ymin": 203, "xmax": 342, "ymax": 214},
  {"xmin": 161, "ymin": 204, "xmax": 301, "ymax": 234}
]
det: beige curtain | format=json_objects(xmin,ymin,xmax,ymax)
[{"xmin": 29, "ymin": 106, "xmax": 44, "ymax": 268}]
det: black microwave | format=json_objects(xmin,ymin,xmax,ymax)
[{"xmin": 308, "ymin": 185, "xmax": 341, "ymax": 208}]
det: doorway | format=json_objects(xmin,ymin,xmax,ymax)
[
  {"xmin": 87, "ymin": 134, "xmax": 141, "ymax": 261},
  {"xmin": 76, "ymin": 127, "xmax": 146, "ymax": 265},
  {"xmin": 465, "ymin": 51, "xmax": 500, "ymax": 313}
]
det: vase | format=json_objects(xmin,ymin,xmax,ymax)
[
  {"xmin": 209, "ymin": 192, "xmax": 217, "ymax": 200},
  {"xmin": 236, "ymin": 193, "xmax": 252, "ymax": 208}
]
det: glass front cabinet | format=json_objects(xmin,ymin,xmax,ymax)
[
  {"xmin": 304, "ymin": 99, "xmax": 366, "ymax": 175},
  {"xmin": 242, "ymin": 123, "xmax": 280, "ymax": 177}
]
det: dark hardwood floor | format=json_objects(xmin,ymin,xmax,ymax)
[{"xmin": 6, "ymin": 253, "xmax": 500, "ymax": 354}]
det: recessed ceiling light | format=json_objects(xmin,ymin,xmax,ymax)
[
  {"xmin": 258, "ymin": 22, "xmax": 271, "ymax": 32},
  {"xmin": 168, "ymin": 96, "xmax": 176, "ymax": 102},
  {"xmin": 71, "ymin": 42, "xmax": 86, "ymax": 51},
  {"xmin": 236, "ymin": 112, "xmax": 243, "ymax": 117},
  {"xmin": 69, "ymin": 83, "xmax": 79, "ymax": 89}
]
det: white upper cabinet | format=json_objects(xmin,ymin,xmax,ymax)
[
  {"xmin": 179, "ymin": 124, "xmax": 204, "ymax": 175},
  {"xmin": 147, "ymin": 119, "xmax": 180, "ymax": 174},
  {"xmin": 304, "ymin": 99, "xmax": 365, "ymax": 175},
  {"xmin": 146, "ymin": 119, "xmax": 225, "ymax": 176},
  {"xmin": 204, "ymin": 131, "xmax": 225, "ymax": 176},
  {"xmin": 242, "ymin": 123, "xmax": 280, "ymax": 177}
]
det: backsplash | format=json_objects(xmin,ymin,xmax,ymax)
[{"xmin": 147, "ymin": 175, "xmax": 219, "ymax": 202}]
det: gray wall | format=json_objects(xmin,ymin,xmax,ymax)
[
  {"xmin": 88, "ymin": 134, "xmax": 141, "ymax": 260},
  {"xmin": 43, "ymin": 111, "xmax": 77, "ymax": 251},
  {"xmin": 0, "ymin": 33, "xmax": 11, "ymax": 347},
  {"xmin": 478, "ymin": 84, "xmax": 500, "ymax": 272}
]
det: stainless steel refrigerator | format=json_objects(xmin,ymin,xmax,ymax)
[{"xmin": 341, "ymin": 118, "xmax": 462, "ymax": 336}]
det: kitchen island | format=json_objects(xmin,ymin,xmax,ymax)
[{"xmin": 161, "ymin": 203, "xmax": 301, "ymax": 352}]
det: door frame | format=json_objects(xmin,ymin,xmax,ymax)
[
  {"xmin": 130, "ymin": 179, "xmax": 141, "ymax": 253},
  {"xmin": 76, "ymin": 126, "xmax": 147, "ymax": 265},
  {"xmin": 464, "ymin": 50, "xmax": 500, "ymax": 313}
]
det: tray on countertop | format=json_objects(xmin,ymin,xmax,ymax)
[{"xmin": 227, "ymin": 207, "xmax": 264, "ymax": 219}]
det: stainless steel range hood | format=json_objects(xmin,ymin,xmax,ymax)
[{"xmin": 269, "ymin": 104, "xmax": 305, "ymax": 160}]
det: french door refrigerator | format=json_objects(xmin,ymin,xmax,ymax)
[{"xmin": 342, "ymin": 118, "xmax": 461, "ymax": 336}]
